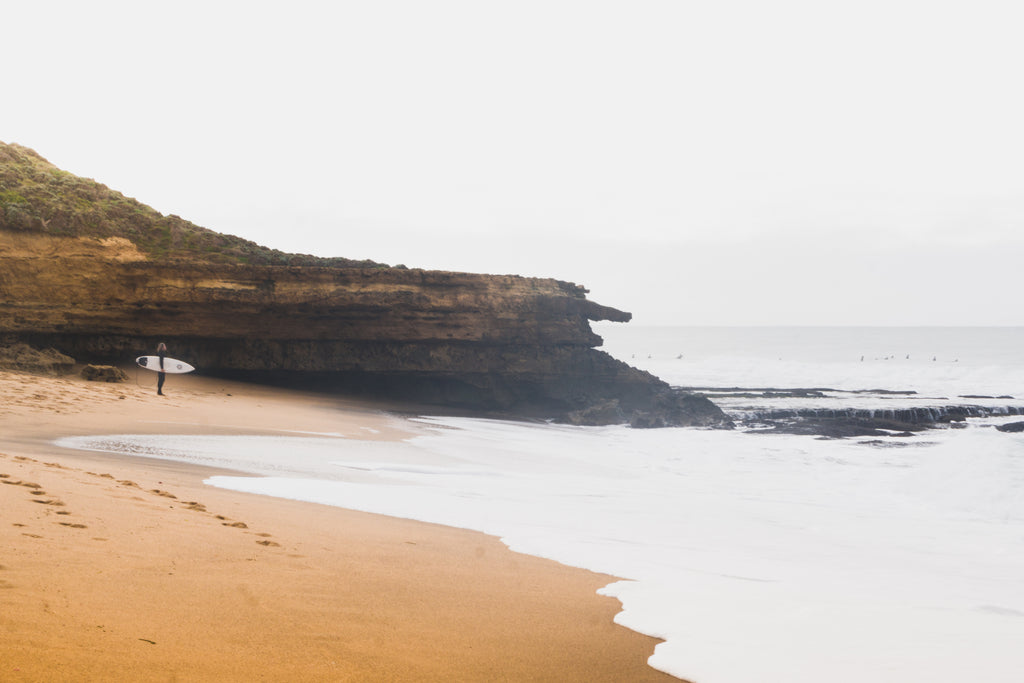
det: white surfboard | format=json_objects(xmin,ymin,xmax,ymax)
[{"xmin": 136, "ymin": 356, "xmax": 195, "ymax": 374}]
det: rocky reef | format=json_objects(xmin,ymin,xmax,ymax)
[
  {"xmin": 0, "ymin": 142, "xmax": 728, "ymax": 427},
  {"xmin": 0, "ymin": 341, "xmax": 75, "ymax": 376},
  {"xmin": 695, "ymin": 386, "xmax": 1024, "ymax": 438}
]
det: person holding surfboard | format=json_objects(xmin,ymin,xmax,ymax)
[
  {"xmin": 134, "ymin": 348, "xmax": 195, "ymax": 383},
  {"xmin": 156, "ymin": 342, "xmax": 167, "ymax": 395}
]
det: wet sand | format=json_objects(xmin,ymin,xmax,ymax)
[{"xmin": 0, "ymin": 368, "xmax": 677, "ymax": 681}]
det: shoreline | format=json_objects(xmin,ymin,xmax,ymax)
[{"xmin": 0, "ymin": 368, "xmax": 678, "ymax": 681}]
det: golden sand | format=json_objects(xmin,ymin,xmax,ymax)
[{"xmin": 0, "ymin": 368, "xmax": 677, "ymax": 681}]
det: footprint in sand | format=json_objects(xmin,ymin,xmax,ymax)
[
  {"xmin": 31, "ymin": 499, "xmax": 66, "ymax": 507},
  {"xmin": 91, "ymin": 482, "xmax": 278, "ymax": 545},
  {"xmin": 59, "ymin": 522, "xmax": 88, "ymax": 529}
]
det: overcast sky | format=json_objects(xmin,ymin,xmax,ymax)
[{"xmin": 5, "ymin": 1, "xmax": 1023, "ymax": 325}]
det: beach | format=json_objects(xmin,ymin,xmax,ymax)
[{"xmin": 0, "ymin": 368, "xmax": 675, "ymax": 682}]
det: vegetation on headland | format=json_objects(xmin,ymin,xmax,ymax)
[{"xmin": 0, "ymin": 141, "xmax": 388, "ymax": 268}]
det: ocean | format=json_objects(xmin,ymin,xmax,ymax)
[{"xmin": 58, "ymin": 326, "xmax": 1024, "ymax": 682}]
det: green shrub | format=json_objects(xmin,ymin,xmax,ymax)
[{"xmin": 0, "ymin": 141, "xmax": 391, "ymax": 269}]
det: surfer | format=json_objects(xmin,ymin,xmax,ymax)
[{"xmin": 156, "ymin": 342, "xmax": 167, "ymax": 395}]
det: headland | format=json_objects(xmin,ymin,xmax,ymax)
[{"xmin": 0, "ymin": 140, "xmax": 727, "ymax": 429}]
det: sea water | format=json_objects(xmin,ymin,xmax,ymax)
[{"xmin": 57, "ymin": 327, "xmax": 1024, "ymax": 683}]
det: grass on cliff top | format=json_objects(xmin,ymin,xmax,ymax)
[{"xmin": 0, "ymin": 141, "xmax": 388, "ymax": 268}]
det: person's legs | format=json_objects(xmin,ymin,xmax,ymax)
[{"xmin": 157, "ymin": 372, "xmax": 165, "ymax": 395}]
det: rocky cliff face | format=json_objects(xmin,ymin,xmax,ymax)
[
  {"xmin": 0, "ymin": 230, "xmax": 727, "ymax": 426},
  {"xmin": 0, "ymin": 143, "xmax": 729, "ymax": 427}
]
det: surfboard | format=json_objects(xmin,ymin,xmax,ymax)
[{"xmin": 135, "ymin": 356, "xmax": 195, "ymax": 374}]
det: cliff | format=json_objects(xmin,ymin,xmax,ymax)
[{"xmin": 0, "ymin": 142, "xmax": 728, "ymax": 427}]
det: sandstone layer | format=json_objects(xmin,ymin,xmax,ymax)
[{"xmin": 0, "ymin": 142, "xmax": 727, "ymax": 426}]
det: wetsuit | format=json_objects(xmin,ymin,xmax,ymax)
[{"xmin": 157, "ymin": 349, "xmax": 166, "ymax": 395}]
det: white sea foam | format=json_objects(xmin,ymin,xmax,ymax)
[{"xmin": 56, "ymin": 327, "xmax": 1024, "ymax": 682}]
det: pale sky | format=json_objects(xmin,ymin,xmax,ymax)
[{"xmin": 5, "ymin": 1, "xmax": 1024, "ymax": 325}]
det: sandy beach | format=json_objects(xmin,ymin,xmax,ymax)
[{"xmin": 0, "ymin": 367, "xmax": 676, "ymax": 682}]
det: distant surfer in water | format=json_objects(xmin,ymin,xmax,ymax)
[{"xmin": 156, "ymin": 342, "xmax": 167, "ymax": 395}]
